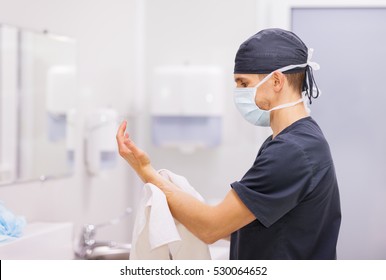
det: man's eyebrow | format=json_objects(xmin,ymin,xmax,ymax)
[{"xmin": 234, "ymin": 77, "xmax": 246, "ymax": 83}]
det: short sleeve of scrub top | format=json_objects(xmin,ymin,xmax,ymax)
[{"xmin": 231, "ymin": 136, "xmax": 315, "ymax": 228}]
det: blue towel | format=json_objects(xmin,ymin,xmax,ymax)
[{"xmin": 0, "ymin": 202, "xmax": 26, "ymax": 242}]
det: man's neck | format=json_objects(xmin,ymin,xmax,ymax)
[{"xmin": 270, "ymin": 103, "xmax": 308, "ymax": 138}]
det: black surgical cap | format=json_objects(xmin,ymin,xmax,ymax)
[
  {"xmin": 234, "ymin": 28, "xmax": 307, "ymax": 74},
  {"xmin": 234, "ymin": 28, "xmax": 320, "ymax": 103}
]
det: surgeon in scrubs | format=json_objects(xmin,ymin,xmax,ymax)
[{"xmin": 116, "ymin": 28, "xmax": 341, "ymax": 259}]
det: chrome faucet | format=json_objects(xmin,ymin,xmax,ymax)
[{"xmin": 75, "ymin": 208, "xmax": 132, "ymax": 259}]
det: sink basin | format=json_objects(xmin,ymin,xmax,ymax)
[
  {"xmin": 85, "ymin": 243, "xmax": 131, "ymax": 260},
  {"xmin": 0, "ymin": 222, "xmax": 74, "ymax": 259}
]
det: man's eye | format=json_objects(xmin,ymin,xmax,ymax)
[{"xmin": 241, "ymin": 82, "xmax": 248, "ymax": 87}]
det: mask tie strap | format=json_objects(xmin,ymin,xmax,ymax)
[
  {"xmin": 268, "ymin": 98, "xmax": 304, "ymax": 112},
  {"xmin": 303, "ymin": 48, "xmax": 321, "ymax": 104}
]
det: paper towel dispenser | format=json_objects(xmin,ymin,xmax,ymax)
[{"xmin": 151, "ymin": 65, "xmax": 224, "ymax": 153}]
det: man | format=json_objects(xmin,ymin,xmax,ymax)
[{"xmin": 116, "ymin": 28, "xmax": 341, "ymax": 259}]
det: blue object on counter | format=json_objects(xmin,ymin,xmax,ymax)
[{"xmin": 0, "ymin": 202, "xmax": 26, "ymax": 242}]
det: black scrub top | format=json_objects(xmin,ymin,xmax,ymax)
[{"xmin": 230, "ymin": 117, "xmax": 341, "ymax": 260}]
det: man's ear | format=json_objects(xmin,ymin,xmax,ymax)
[{"xmin": 272, "ymin": 71, "xmax": 285, "ymax": 92}]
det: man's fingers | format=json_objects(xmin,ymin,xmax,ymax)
[
  {"xmin": 116, "ymin": 120, "xmax": 127, "ymax": 140},
  {"xmin": 116, "ymin": 121, "xmax": 131, "ymax": 152},
  {"xmin": 117, "ymin": 121, "xmax": 133, "ymax": 156}
]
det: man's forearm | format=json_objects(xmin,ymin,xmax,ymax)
[
  {"xmin": 136, "ymin": 165, "xmax": 254, "ymax": 244},
  {"xmin": 167, "ymin": 189, "xmax": 221, "ymax": 243}
]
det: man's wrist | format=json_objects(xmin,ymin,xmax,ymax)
[{"xmin": 138, "ymin": 165, "xmax": 157, "ymax": 183}]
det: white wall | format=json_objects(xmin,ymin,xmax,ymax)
[{"xmin": 0, "ymin": 0, "xmax": 139, "ymax": 244}]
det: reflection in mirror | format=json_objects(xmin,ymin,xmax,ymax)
[{"xmin": 0, "ymin": 24, "xmax": 76, "ymax": 185}]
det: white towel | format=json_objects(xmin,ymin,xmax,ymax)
[{"xmin": 130, "ymin": 169, "xmax": 211, "ymax": 260}]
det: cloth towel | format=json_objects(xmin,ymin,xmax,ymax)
[{"xmin": 130, "ymin": 169, "xmax": 211, "ymax": 260}]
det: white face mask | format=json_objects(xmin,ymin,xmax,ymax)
[{"xmin": 233, "ymin": 53, "xmax": 320, "ymax": 127}]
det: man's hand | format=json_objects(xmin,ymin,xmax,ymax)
[{"xmin": 116, "ymin": 120, "xmax": 155, "ymax": 182}]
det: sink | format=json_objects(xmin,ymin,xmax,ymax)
[
  {"xmin": 0, "ymin": 222, "xmax": 74, "ymax": 259},
  {"xmin": 83, "ymin": 240, "xmax": 226, "ymax": 260},
  {"xmin": 74, "ymin": 208, "xmax": 132, "ymax": 260},
  {"xmin": 82, "ymin": 243, "xmax": 131, "ymax": 260}
]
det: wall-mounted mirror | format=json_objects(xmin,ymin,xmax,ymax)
[{"xmin": 0, "ymin": 24, "xmax": 76, "ymax": 185}]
